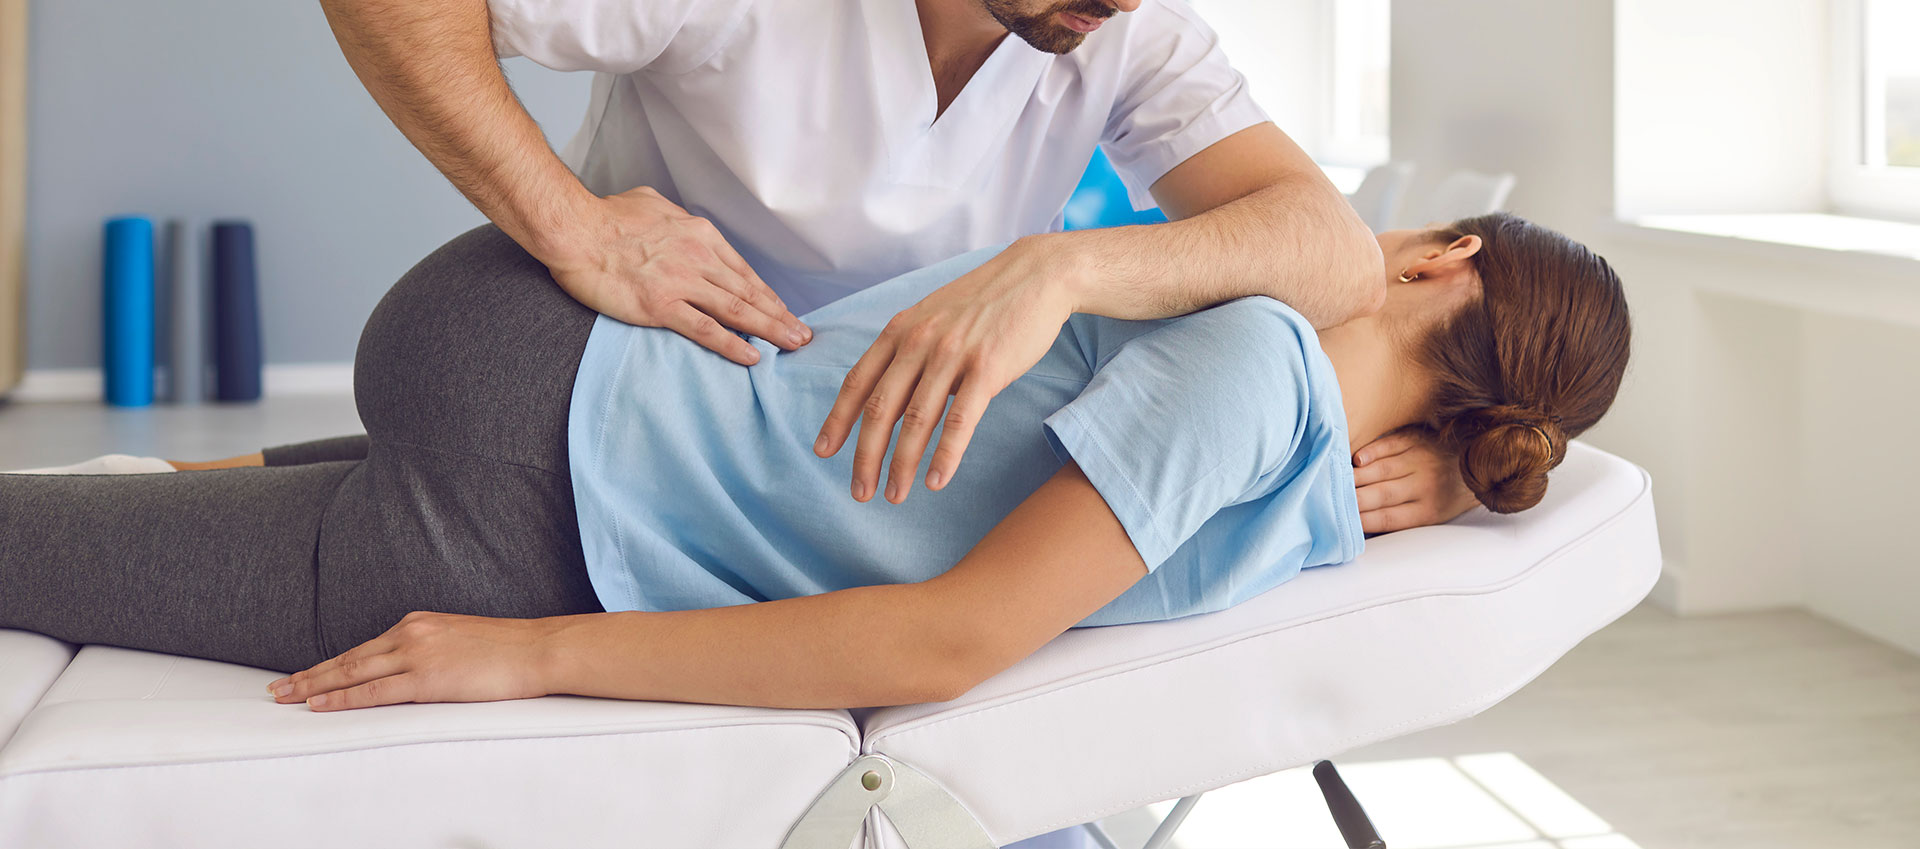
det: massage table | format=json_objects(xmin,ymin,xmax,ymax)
[{"xmin": 0, "ymin": 441, "xmax": 1658, "ymax": 847}]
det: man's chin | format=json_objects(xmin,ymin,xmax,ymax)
[{"xmin": 1011, "ymin": 23, "xmax": 1090, "ymax": 54}]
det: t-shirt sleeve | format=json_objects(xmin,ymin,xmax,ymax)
[
  {"xmin": 1100, "ymin": 0, "xmax": 1271, "ymax": 212},
  {"xmin": 488, "ymin": 0, "xmax": 752, "ymax": 74},
  {"xmin": 1042, "ymin": 297, "xmax": 1316, "ymax": 571}
]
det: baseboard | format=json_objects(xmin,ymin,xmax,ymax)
[{"xmin": 9, "ymin": 363, "xmax": 353, "ymax": 402}]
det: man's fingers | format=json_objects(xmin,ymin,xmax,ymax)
[
  {"xmin": 709, "ymin": 238, "xmax": 809, "ymax": 340},
  {"xmin": 883, "ymin": 362, "xmax": 961, "ymax": 504},
  {"xmin": 925, "ymin": 379, "xmax": 993, "ymax": 492},
  {"xmin": 306, "ymin": 673, "xmax": 417, "ymax": 712},
  {"xmin": 817, "ymin": 340, "xmax": 894, "ymax": 458},
  {"xmin": 850, "ymin": 357, "xmax": 924, "ymax": 502},
  {"xmin": 1355, "ymin": 477, "xmax": 1418, "ymax": 513},
  {"xmin": 667, "ymin": 301, "xmax": 762, "ymax": 366},
  {"xmin": 1360, "ymin": 502, "xmax": 1432, "ymax": 535},
  {"xmin": 686, "ymin": 277, "xmax": 803, "ymax": 351},
  {"xmin": 1351, "ymin": 454, "xmax": 1411, "ymax": 487},
  {"xmin": 1353, "ymin": 430, "xmax": 1421, "ymax": 467}
]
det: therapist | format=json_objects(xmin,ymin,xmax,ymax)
[{"xmin": 316, "ymin": 0, "xmax": 1479, "ymax": 532}]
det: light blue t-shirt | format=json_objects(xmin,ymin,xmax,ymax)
[{"xmin": 567, "ymin": 246, "xmax": 1365, "ymax": 627}]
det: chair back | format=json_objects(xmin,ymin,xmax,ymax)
[
  {"xmin": 1344, "ymin": 161, "xmax": 1414, "ymax": 232},
  {"xmin": 1410, "ymin": 169, "xmax": 1518, "ymax": 227}
]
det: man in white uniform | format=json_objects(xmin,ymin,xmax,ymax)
[{"xmin": 318, "ymin": 0, "xmax": 1477, "ymax": 540}]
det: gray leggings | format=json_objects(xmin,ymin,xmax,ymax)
[{"xmin": 0, "ymin": 225, "xmax": 605, "ymax": 674}]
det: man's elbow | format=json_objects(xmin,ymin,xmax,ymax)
[{"xmin": 1304, "ymin": 226, "xmax": 1385, "ymax": 329}]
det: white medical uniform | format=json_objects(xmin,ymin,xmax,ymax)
[{"xmin": 490, "ymin": 0, "xmax": 1269, "ymax": 314}]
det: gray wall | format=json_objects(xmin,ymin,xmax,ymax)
[{"xmin": 25, "ymin": 0, "xmax": 590, "ymax": 369}]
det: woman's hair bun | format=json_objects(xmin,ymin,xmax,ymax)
[{"xmin": 1449, "ymin": 405, "xmax": 1560, "ymax": 514}]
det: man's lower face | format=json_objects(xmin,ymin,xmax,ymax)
[{"xmin": 981, "ymin": 0, "xmax": 1117, "ymax": 54}]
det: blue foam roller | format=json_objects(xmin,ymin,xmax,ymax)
[
  {"xmin": 103, "ymin": 217, "xmax": 156, "ymax": 407},
  {"xmin": 211, "ymin": 220, "xmax": 262, "ymax": 403}
]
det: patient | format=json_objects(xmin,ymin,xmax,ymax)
[{"xmin": 0, "ymin": 212, "xmax": 1628, "ymax": 712}]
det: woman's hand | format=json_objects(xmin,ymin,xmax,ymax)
[
  {"xmin": 814, "ymin": 237, "xmax": 1077, "ymax": 504},
  {"xmin": 267, "ymin": 611, "xmax": 559, "ymax": 712},
  {"xmin": 1352, "ymin": 429, "xmax": 1481, "ymax": 534}
]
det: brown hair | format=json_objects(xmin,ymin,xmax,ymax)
[{"xmin": 1415, "ymin": 212, "xmax": 1631, "ymax": 513}]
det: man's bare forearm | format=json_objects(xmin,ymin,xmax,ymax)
[
  {"xmin": 1043, "ymin": 173, "xmax": 1385, "ymax": 329},
  {"xmin": 537, "ymin": 583, "xmax": 968, "ymax": 710},
  {"xmin": 317, "ymin": 0, "xmax": 594, "ymax": 265}
]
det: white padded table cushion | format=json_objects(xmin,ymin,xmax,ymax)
[
  {"xmin": 0, "ymin": 644, "xmax": 860, "ymax": 848},
  {"xmin": 857, "ymin": 441, "xmax": 1660, "ymax": 848},
  {"xmin": 0, "ymin": 631, "xmax": 75, "ymax": 751}
]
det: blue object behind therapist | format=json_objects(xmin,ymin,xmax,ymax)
[
  {"xmin": 1064, "ymin": 147, "xmax": 1169, "ymax": 230},
  {"xmin": 103, "ymin": 217, "xmax": 155, "ymax": 407}
]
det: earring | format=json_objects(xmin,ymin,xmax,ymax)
[{"xmin": 1398, "ymin": 270, "xmax": 1417, "ymax": 283}]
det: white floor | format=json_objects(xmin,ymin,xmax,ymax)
[{"xmin": 4, "ymin": 394, "xmax": 1918, "ymax": 849}]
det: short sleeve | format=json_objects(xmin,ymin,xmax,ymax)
[
  {"xmin": 488, "ymin": 0, "xmax": 752, "ymax": 74},
  {"xmin": 1100, "ymin": 0, "xmax": 1271, "ymax": 211},
  {"xmin": 1042, "ymin": 297, "xmax": 1316, "ymax": 571}
]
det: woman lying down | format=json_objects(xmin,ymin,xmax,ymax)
[{"xmin": 0, "ymin": 212, "xmax": 1629, "ymax": 713}]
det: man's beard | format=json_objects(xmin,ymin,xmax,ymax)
[{"xmin": 981, "ymin": 0, "xmax": 1115, "ymax": 54}]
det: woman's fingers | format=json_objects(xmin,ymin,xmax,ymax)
[
  {"xmin": 1351, "ymin": 453, "xmax": 1411, "ymax": 487},
  {"xmin": 275, "ymin": 649, "xmax": 405, "ymax": 705},
  {"xmin": 883, "ymin": 359, "xmax": 962, "ymax": 503},
  {"xmin": 305, "ymin": 673, "xmax": 418, "ymax": 712},
  {"xmin": 1353, "ymin": 430, "xmax": 1421, "ymax": 468},
  {"xmin": 666, "ymin": 300, "xmax": 763, "ymax": 366},
  {"xmin": 1360, "ymin": 502, "xmax": 1433, "ymax": 535},
  {"xmin": 924, "ymin": 379, "xmax": 992, "ymax": 492},
  {"xmin": 1355, "ymin": 476, "xmax": 1418, "ymax": 513}
]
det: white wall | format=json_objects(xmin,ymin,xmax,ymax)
[
  {"xmin": 23, "ymin": 0, "xmax": 590, "ymax": 370},
  {"xmin": 1390, "ymin": 0, "xmax": 1920, "ymax": 655},
  {"xmin": 1614, "ymin": 0, "xmax": 1830, "ymax": 216}
]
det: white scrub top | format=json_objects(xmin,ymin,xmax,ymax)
[{"xmin": 490, "ymin": 0, "xmax": 1270, "ymax": 313}]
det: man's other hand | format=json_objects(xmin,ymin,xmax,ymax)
[
  {"xmin": 546, "ymin": 186, "xmax": 812, "ymax": 366},
  {"xmin": 1352, "ymin": 428, "xmax": 1480, "ymax": 534},
  {"xmin": 813, "ymin": 237, "xmax": 1077, "ymax": 504}
]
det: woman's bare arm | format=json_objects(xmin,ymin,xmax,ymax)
[{"xmin": 537, "ymin": 462, "xmax": 1150, "ymax": 709}]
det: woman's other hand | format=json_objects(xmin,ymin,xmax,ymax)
[
  {"xmin": 813, "ymin": 237, "xmax": 1077, "ymax": 505},
  {"xmin": 1352, "ymin": 429, "xmax": 1479, "ymax": 534},
  {"xmin": 267, "ymin": 611, "xmax": 558, "ymax": 712},
  {"xmin": 543, "ymin": 186, "xmax": 813, "ymax": 366}
]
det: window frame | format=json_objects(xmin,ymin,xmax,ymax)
[{"xmin": 1829, "ymin": 0, "xmax": 1920, "ymax": 222}]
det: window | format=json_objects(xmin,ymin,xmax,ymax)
[
  {"xmin": 1195, "ymin": 0, "xmax": 1390, "ymax": 175},
  {"xmin": 1831, "ymin": 0, "xmax": 1920, "ymax": 221}
]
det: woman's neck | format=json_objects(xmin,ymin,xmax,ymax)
[{"xmin": 1316, "ymin": 317, "xmax": 1430, "ymax": 456}]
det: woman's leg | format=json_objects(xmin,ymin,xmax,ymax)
[
  {"xmin": 261, "ymin": 435, "xmax": 371, "ymax": 466},
  {"xmin": 0, "ymin": 462, "xmax": 354, "ymax": 673},
  {"xmin": 2, "ymin": 225, "xmax": 604, "ymax": 671}
]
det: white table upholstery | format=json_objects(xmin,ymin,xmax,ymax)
[{"xmin": 0, "ymin": 441, "xmax": 1658, "ymax": 848}]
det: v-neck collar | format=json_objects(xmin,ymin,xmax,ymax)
[{"xmin": 864, "ymin": 0, "xmax": 1050, "ymax": 187}]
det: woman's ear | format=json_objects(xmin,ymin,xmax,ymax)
[{"xmin": 1406, "ymin": 234, "xmax": 1483, "ymax": 298}]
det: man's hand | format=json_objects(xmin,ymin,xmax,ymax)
[
  {"xmin": 814, "ymin": 237, "xmax": 1077, "ymax": 504},
  {"xmin": 544, "ymin": 186, "xmax": 813, "ymax": 366},
  {"xmin": 266, "ymin": 611, "xmax": 559, "ymax": 712},
  {"xmin": 1352, "ymin": 429, "xmax": 1480, "ymax": 534}
]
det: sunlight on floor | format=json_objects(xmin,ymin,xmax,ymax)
[{"xmin": 1098, "ymin": 753, "xmax": 1640, "ymax": 849}]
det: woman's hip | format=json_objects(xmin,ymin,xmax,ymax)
[{"xmin": 351, "ymin": 224, "xmax": 598, "ymax": 476}]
